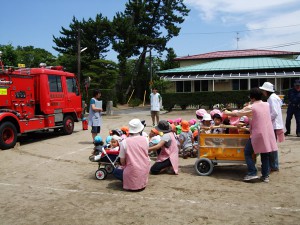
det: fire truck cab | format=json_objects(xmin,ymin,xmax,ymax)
[{"xmin": 0, "ymin": 59, "xmax": 83, "ymax": 149}]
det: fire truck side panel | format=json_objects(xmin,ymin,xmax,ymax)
[
  {"xmin": 10, "ymin": 75, "xmax": 35, "ymax": 119},
  {"xmin": 19, "ymin": 115, "xmax": 55, "ymax": 132}
]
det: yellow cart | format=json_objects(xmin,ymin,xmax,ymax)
[{"xmin": 194, "ymin": 133, "xmax": 253, "ymax": 176}]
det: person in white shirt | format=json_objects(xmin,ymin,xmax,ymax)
[
  {"xmin": 260, "ymin": 82, "xmax": 285, "ymax": 172},
  {"xmin": 150, "ymin": 87, "xmax": 162, "ymax": 126}
]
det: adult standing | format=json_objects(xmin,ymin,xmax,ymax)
[
  {"xmin": 285, "ymin": 79, "xmax": 300, "ymax": 137},
  {"xmin": 224, "ymin": 88, "xmax": 278, "ymax": 183},
  {"xmin": 259, "ymin": 82, "xmax": 285, "ymax": 172},
  {"xmin": 88, "ymin": 89, "xmax": 103, "ymax": 142},
  {"xmin": 113, "ymin": 119, "xmax": 150, "ymax": 191},
  {"xmin": 149, "ymin": 120, "xmax": 179, "ymax": 175},
  {"xmin": 150, "ymin": 87, "xmax": 162, "ymax": 126}
]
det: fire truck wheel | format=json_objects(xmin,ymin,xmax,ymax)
[
  {"xmin": 0, "ymin": 121, "xmax": 18, "ymax": 150},
  {"xmin": 194, "ymin": 158, "xmax": 214, "ymax": 176},
  {"xmin": 62, "ymin": 116, "xmax": 74, "ymax": 135}
]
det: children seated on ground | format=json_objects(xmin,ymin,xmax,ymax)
[
  {"xmin": 179, "ymin": 120, "xmax": 195, "ymax": 158},
  {"xmin": 148, "ymin": 128, "xmax": 161, "ymax": 157},
  {"xmin": 120, "ymin": 126, "xmax": 129, "ymax": 139},
  {"xmin": 149, "ymin": 128, "xmax": 161, "ymax": 147}
]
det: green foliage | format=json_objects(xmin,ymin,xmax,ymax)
[
  {"xmin": 162, "ymin": 91, "xmax": 249, "ymax": 111},
  {"xmin": 159, "ymin": 47, "xmax": 179, "ymax": 70},
  {"xmin": 128, "ymin": 98, "xmax": 142, "ymax": 107},
  {"xmin": 53, "ymin": 15, "xmax": 111, "ymax": 83},
  {"xmin": 15, "ymin": 46, "xmax": 56, "ymax": 67},
  {"xmin": 0, "ymin": 44, "xmax": 17, "ymax": 66},
  {"xmin": 83, "ymin": 59, "xmax": 118, "ymax": 90},
  {"xmin": 111, "ymin": 0, "xmax": 190, "ymax": 100},
  {"xmin": 0, "ymin": 44, "xmax": 55, "ymax": 68}
]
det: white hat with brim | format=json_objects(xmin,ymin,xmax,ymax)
[
  {"xmin": 129, "ymin": 119, "xmax": 144, "ymax": 134},
  {"xmin": 259, "ymin": 82, "xmax": 274, "ymax": 93},
  {"xmin": 202, "ymin": 113, "xmax": 212, "ymax": 121}
]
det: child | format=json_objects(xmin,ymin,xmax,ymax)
[
  {"xmin": 149, "ymin": 128, "xmax": 161, "ymax": 147},
  {"xmin": 179, "ymin": 120, "xmax": 194, "ymax": 158},
  {"xmin": 200, "ymin": 114, "xmax": 213, "ymax": 133},
  {"xmin": 89, "ymin": 136, "xmax": 104, "ymax": 162},
  {"xmin": 105, "ymin": 135, "xmax": 112, "ymax": 148},
  {"xmin": 211, "ymin": 113, "xmax": 225, "ymax": 134},
  {"xmin": 120, "ymin": 126, "xmax": 129, "ymax": 139},
  {"xmin": 110, "ymin": 135, "xmax": 121, "ymax": 151},
  {"xmin": 148, "ymin": 128, "xmax": 161, "ymax": 157},
  {"xmin": 237, "ymin": 116, "xmax": 250, "ymax": 134},
  {"xmin": 196, "ymin": 109, "xmax": 207, "ymax": 123}
]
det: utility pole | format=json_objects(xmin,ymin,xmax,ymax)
[
  {"xmin": 236, "ymin": 32, "xmax": 240, "ymax": 50},
  {"xmin": 77, "ymin": 26, "xmax": 81, "ymax": 83}
]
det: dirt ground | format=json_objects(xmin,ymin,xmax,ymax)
[{"xmin": 0, "ymin": 106, "xmax": 299, "ymax": 225}]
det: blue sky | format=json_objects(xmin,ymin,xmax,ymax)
[{"xmin": 1, "ymin": 0, "xmax": 300, "ymax": 61}]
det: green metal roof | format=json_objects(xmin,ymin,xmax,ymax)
[{"xmin": 158, "ymin": 57, "xmax": 300, "ymax": 74}]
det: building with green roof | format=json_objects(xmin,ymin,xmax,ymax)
[{"xmin": 157, "ymin": 49, "xmax": 300, "ymax": 93}]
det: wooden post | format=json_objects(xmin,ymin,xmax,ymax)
[
  {"xmin": 143, "ymin": 90, "xmax": 146, "ymax": 106},
  {"xmin": 127, "ymin": 89, "xmax": 135, "ymax": 104}
]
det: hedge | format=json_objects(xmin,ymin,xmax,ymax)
[{"xmin": 162, "ymin": 91, "xmax": 249, "ymax": 111}]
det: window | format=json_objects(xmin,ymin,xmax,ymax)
[
  {"xmin": 232, "ymin": 79, "xmax": 248, "ymax": 90},
  {"xmin": 66, "ymin": 77, "xmax": 79, "ymax": 95},
  {"xmin": 48, "ymin": 75, "xmax": 62, "ymax": 92},
  {"xmin": 195, "ymin": 80, "xmax": 208, "ymax": 92},
  {"xmin": 176, "ymin": 81, "xmax": 191, "ymax": 92},
  {"xmin": 251, "ymin": 78, "xmax": 266, "ymax": 88},
  {"xmin": 176, "ymin": 81, "xmax": 183, "ymax": 92},
  {"xmin": 240, "ymin": 79, "xmax": 248, "ymax": 90}
]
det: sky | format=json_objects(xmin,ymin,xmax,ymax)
[{"xmin": 1, "ymin": 0, "xmax": 300, "ymax": 62}]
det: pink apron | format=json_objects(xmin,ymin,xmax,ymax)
[
  {"xmin": 250, "ymin": 101, "xmax": 278, "ymax": 154},
  {"xmin": 123, "ymin": 136, "xmax": 151, "ymax": 190},
  {"xmin": 156, "ymin": 132, "xmax": 179, "ymax": 174}
]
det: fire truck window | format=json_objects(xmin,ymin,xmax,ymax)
[
  {"xmin": 66, "ymin": 77, "xmax": 79, "ymax": 95},
  {"xmin": 48, "ymin": 75, "xmax": 62, "ymax": 92}
]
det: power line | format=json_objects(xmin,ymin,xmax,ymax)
[
  {"xmin": 257, "ymin": 41, "xmax": 300, "ymax": 50},
  {"xmin": 182, "ymin": 23, "xmax": 300, "ymax": 35}
]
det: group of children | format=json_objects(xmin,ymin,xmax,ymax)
[
  {"xmin": 89, "ymin": 107, "xmax": 251, "ymax": 162},
  {"xmin": 164, "ymin": 108, "xmax": 250, "ymax": 159}
]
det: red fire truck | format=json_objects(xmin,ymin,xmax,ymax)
[{"xmin": 0, "ymin": 55, "xmax": 83, "ymax": 150}]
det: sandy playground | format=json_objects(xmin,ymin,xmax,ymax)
[{"xmin": 0, "ymin": 106, "xmax": 299, "ymax": 225}]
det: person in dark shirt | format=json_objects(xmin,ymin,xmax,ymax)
[{"xmin": 285, "ymin": 79, "xmax": 300, "ymax": 137}]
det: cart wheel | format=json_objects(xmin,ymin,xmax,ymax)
[
  {"xmin": 194, "ymin": 158, "xmax": 214, "ymax": 176},
  {"xmin": 95, "ymin": 168, "xmax": 107, "ymax": 180},
  {"xmin": 105, "ymin": 164, "xmax": 114, "ymax": 174}
]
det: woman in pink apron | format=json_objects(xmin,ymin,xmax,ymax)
[
  {"xmin": 224, "ymin": 88, "xmax": 278, "ymax": 183},
  {"xmin": 113, "ymin": 119, "xmax": 150, "ymax": 191},
  {"xmin": 149, "ymin": 120, "xmax": 179, "ymax": 175}
]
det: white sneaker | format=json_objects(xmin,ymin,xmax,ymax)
[
  {"xmin": 260, "ymin": 176, "xmax": 270, "ymax": 183},
  {"xmin": 94, "ymin": 155, "xmax": 101, "ymax": 161},
  {"xmin": 243, "ymin": 175, "xmax": 259, "ymax": 181}
]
